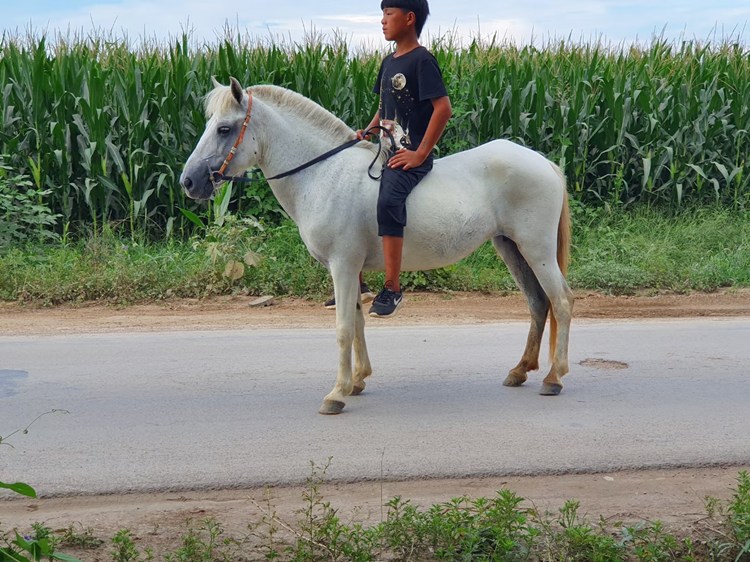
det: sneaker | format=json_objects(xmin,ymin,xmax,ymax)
[
  {"xmin": 324, "ymin": 283, "xmax": 375, "ymax": 310},
  {"xmin": 368, "ymin": 287, "xmax": 404, "ymax": 318}
]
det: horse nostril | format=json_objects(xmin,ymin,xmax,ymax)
[{"xmin": 183, "ymin": 177, "xmax": 193, "ymax": 189}]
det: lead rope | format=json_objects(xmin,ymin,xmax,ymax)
[{"xmin": 210, "ymin": 117, "xmax": 396, "ymax": 184}]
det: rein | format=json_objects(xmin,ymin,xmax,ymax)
[{"xmin": 210, "ymin": 90, "xmax": 395, "ymax": 185}]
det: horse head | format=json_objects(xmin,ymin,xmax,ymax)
[{"xmin": 180, "ymin": 77, "xmax": 260, "ymax": 200}]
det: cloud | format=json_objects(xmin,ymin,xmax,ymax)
[
  {"xmin": 318, "ymin": 14, "xmax": 382, "ymax": 26},
  {"xmin": 3, "ymin": 0, "xmax": 748, "ymax": 46}
]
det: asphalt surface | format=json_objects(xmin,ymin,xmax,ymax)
[{"xmin": 1, "ymin": 319, "xmax": 749, "ymax": 496}]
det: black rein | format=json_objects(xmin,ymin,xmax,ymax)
[{"xmin": 210, "ymin": 125, "xmax": 395, "ymax": 185}]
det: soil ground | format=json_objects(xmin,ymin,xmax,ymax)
[
  {"xmin": 2, "ymin": 288, "xmax": 750, "ymax": 335},
  {"xmin": 2, "ymin": 289, "xmax": 750, "ymax": 558}
]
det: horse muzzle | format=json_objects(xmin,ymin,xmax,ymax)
[{"xmin": 180, "ymin": 169, "xmax": 216, "ymax": 201}]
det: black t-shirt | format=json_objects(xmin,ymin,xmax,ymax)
[{"xmin": 374, "ymin": 46, "xmax": 448, "ymax": 152}]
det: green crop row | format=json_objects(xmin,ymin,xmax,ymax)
[{"xmin": 1, "ymin": 30, "xmax": 749, "ymax": 238}]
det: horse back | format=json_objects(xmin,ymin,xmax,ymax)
[{"xmin": 394, "ymin": 140, "xmax": 565, "ymax": 268}]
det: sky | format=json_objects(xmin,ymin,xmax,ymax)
[{"xmin": 2, "ymin": 0, "xmax": 749, "ymax": 48}]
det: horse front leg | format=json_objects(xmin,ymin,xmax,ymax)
[
  {"xmin": 320, "ymin": 269, "xmax": 359, "ymax": 415},
  {"xmin": 351, "ymin": 297, "xmax": 372, "ymax": 395}
]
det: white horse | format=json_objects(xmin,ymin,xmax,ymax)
[{"xmin": 180, "ymin": 77, "xmax": 574, "ymax": 415}]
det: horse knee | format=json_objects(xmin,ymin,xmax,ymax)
[{"xmin": 336, "ymin": 324, "xmax": 356, "ymax": 347}]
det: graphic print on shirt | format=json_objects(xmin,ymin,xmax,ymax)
[{"xmin": 380, "ymin": 72, "xmax": 412, "ymax": 151}]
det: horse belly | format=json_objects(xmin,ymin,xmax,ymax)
[{"xmin": 400, "ymin": 174, "xmax": 499, "ymax": 271}]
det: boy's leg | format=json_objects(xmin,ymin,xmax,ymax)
[
  {"xmin": 358, "ymin": 272, "xmax": 374, "ymax": 302},
  {"xmin": 370, "ymin": 159, "xmax": 432, "ymax": 318},
  {"xmin": 383, "ymin": 235, "xmax": 404, "ymax": 293},
  {"xmin": 324, "ymin": 272, "xmax": 373, "ymax": 309}
]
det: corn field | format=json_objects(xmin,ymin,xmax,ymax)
[{"xmin": 1, "ymin": 30, "xmax": 749, "ymax": 238}]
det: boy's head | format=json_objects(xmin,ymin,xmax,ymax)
[{"xmin": 380, "ymin": 0, "xmax": 430, "ymax": 37}]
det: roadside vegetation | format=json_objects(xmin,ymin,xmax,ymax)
[
  {"xmin": 1, "ymin": 203, "xmax": 749, "ymax": 305},
  {"xmin": 3, "ymin": 462, "xmax": 750, "ymax": 561}
]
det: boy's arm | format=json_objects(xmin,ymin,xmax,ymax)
[
  {"xmin": 357, "ymin": 110, "xmax": 381, "ymax": 140},
  {"xmin": 389, "ymin": 96, "xmax": 452, "ymax": 170}
]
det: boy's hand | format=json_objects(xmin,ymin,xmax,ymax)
[
  {"xmin": 356, "ymin": 129, "xmax": 374, "ymax": 141},
  {"xmin": 388, "ymin": 148, "xmax": 426, "ymax": 170}
]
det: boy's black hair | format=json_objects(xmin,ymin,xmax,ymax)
[{"xmin": 380, "ymin": 0, "xmax": 430, "ymax": 37}]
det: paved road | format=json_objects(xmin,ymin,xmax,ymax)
[{"xmin": 1, "ymin": 319, "xmax": 749, "ymax": 496}]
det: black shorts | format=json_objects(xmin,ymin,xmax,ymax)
[{"xmin": 377, "ymin": 156, "xmax": 433, "ymax": 237}]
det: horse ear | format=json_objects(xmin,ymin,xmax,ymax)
[
  {"xmin": 229, "ymin": 77, "xmax": 244, "ymax": 106},
  {"xmin": 211, "ymin": 76, "xmax": 223, "ymax": 89}
]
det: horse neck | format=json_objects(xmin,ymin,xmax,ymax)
[{"xmin": 252, "ymin": 98, "xmax": 349, "ymax": 222}]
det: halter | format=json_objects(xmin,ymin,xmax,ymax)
[
  {"xmin": 209, "ymin": 89, "xmax": 395, "ymax": 186},
  {"xmin": 210, "ymin": 88, "xmax": 255, "ymax": 185}
]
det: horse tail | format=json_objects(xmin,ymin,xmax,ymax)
[{"xmin": 549, "ymin": 164, "xmax": 571, "ymax": 362}]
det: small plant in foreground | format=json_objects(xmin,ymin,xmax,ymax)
[
  {"xmin": 1, "ymin": 410, "xmax": 70, "ymax": 498},
  {"xmin": 111, "ymin": 529, "xmax": 152, "ymax": 562},
  {"xmin": 530, "ymin": 499, "xmax": 623, "ymax": 561},
  {"xmin": 287, "ymin": 458, "xmax": 376, "ymax": 561},
  {"xmin": 59, "ymin": 524, "xmax": 105, "ymax": 550},
  {"xmin": 251, "ymin": 458, "xmax": 377, "ymax": 561},
  {"xmin": 0, "ymin": 158, "xmax": 60, "ymax": 249},
  {"xmin": 1, "ymin": 411, "xmax": 80, "ymax": 562},
  {"xmin": 729, "ymin": 471, "xmax": 750, "ymax": 561},
  {"xmin": 0, "ymin": 523, "xmax": 81, "ymax": 562},
  {"xmin": 621, "ymin": 520, "xmax": 696, "ymax": 561},
  {"xmin": 697, "ymin": 471, "xmax": 750, "ymax": 561},
  {"xmin": 248, "ymin": 464, "xmax": 750, "ymax": 561},
  {"xmin": 163, "ymin": 518, "xmax": 239, "ymax": 562}
]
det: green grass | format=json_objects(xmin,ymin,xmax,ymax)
[
  {"xmin": 1, "ymin": 206, "xmax": 749, "ymax": 305},
  {"xmin": 5, "ymin": 470, "xmax": 750, "ymax": 561},
  {"xmin": 569, "ymin": 204, "xmax": 750, "ymax": 293}
]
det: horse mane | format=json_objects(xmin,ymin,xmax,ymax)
[{"xmin": 204, "ymin": 83, "xmax": 382, "ymax": 160}]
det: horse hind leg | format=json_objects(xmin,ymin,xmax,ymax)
[
  {"xmin": 493, "ymin": 236, "xmax": 549, "ymax": 388},
  {"xmin": 518, "ymin": 244, "xmax": 574, "ymax": 396}
]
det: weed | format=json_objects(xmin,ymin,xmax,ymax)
[
  {"xmin": 249, "ymin": 490, "xmax": 284, "ymax": 560},
  {"xmin": 59, "ymin": 524, "xmax": 105, "ymax": 550},
  {"xmin": 729, "ymin": 471, "xmax": 750, "ymax": 561},
  {"xmin": 0, "ymin": 523, "xmax": 82, "ymax": 562},
  {"xmin": 252, "ymin": 459, "xmax": 377, "ymax": 561},
  {"xmin": 111, "ymin": 529, "xmax": 152, "ymax": 562},
  {"xmin": 0, "ymin": 157, "xmax": 60, "ymax": 248},
  {"xmin": 531, "ymin": 499, "xmax": 623, "ymax": 562},
  {"xmin": 379, "ymin": 496, "xmax": 432, "ymax": 558},
  {"xmin": 5, "ymin": 468, "xmax": 750, "ymax": 561},
  {"xmin": 163, "ymin": 518, "xmax": 238, "ymax": 562},
  {"xmin": 621, "ymin": 520, "xmax": 696, "ymax": 561}
]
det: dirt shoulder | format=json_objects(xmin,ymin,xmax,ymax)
[
  {"xmin": 2, "ymin": 288, "xmax": 750, "ymax": 336},
  {"xmin": 2, "ymin": 290, "xmax": 750, "ymax": 556},
  {"xmin": 3, "ymin": 466, "xmax": 748, "ymax": 560}
]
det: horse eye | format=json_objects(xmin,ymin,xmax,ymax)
[{"xmin": 217, "ymin": 126, "xmax": 232, "ymax": 136}]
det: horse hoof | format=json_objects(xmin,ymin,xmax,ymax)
[
  {"xmin": 503, "ymin": 373, "xmax": 527, "ymax": 387},
  {"xmin": 319, "ymin": 400, "xmax": 346, "ymax": 415},
  {"xmin": 350, "ymin": 382, "xmax": 366, "ymax": 396},
  {"xmin": 539, "ymin": 383, "xmax": 563, "ymax": 396}
]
